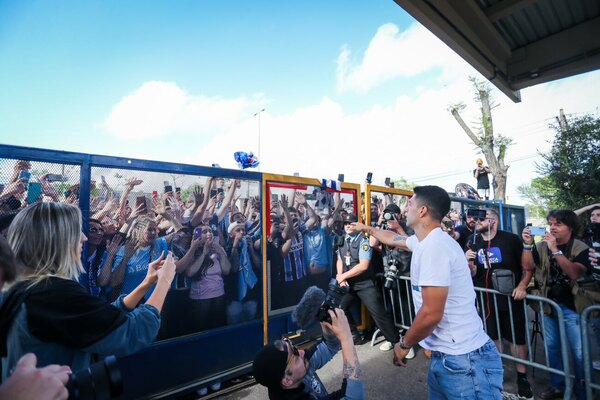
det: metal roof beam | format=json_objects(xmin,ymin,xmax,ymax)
[
  {"xmin": 508, "ymin": 16, "xmax": 600, "ymax": 89},
  {"xmin": 394, "ymin": 0, "xmax": 521, "ymax": 101},
  {"xmin": 484, "ymin": 0, "xmax": 540, "ymax": 23}
]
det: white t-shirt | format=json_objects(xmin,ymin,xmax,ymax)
[{"xmin": 406, "ymin": 227, "xmax": 489, "ymax": 354}]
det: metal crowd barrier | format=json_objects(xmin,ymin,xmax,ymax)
[
  {"xmin": 376, "ymin": 277, "xmax": 577, "ymax": 399},
  {"xmin": 474, "ymin": 288, "xmax": 574, "ymax": 399},
  {"xmin": 582, "ymin": 305, "xmax": 600, "ymax": 400}
]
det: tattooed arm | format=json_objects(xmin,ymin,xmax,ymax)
[
  {"xmin": 348, "ymin": 222, "xmax": 410, "ymax": 251},
  {"xmin": 323, "ymin": 308, "xmax": 361, "ymax": 381}
]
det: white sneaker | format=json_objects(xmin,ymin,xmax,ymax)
[
  {"xmin": 594, "ymin": 360, "xmax": 600, "ymax": 371},
  {"xmin": 405, "ymin": 347, "xmax": 415, "ymax": 360},
  {"xmin": 210, "ymin": 381, "xmax": 221, "ymax": 391},
  {"xmin": 196, "ymin": 387, "xmax": 208, "ymax": 396},
  {"xmin": 379, "ymin": 341, "xmax": 393, "ymax": 351}
]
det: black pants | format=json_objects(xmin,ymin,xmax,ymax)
[{"xmin": 340, "ymin": 279, "xmax": 399, "ymax": 344}]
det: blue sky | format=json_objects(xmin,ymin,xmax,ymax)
[{"xmin": 1, "ymin": 1, "xmax": 599, "ymax": 203}]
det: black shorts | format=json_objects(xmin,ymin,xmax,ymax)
[{"xmin": 483, "ymin": 302, "xmax": 527, "ymax": 345}]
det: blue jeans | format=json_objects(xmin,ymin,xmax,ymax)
[
  {"xmin": 428, "ymin": 339, "xmax": 503, "ymax": 399},
  {"xmin": 543, "ymin": 303, "xmax": 586, "ymax": 399}
]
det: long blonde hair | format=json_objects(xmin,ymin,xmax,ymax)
[{"xmin": 7, "ymin": 202, "xmax": 83, "ymax": 283}]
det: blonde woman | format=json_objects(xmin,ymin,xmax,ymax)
[
  {"xmin": 98, "ymin": 200, "xmax": 182, "ymax": 301},
  {"xmin": 0, "ymin": 202, "xmax": 175, "ymax": 379}
]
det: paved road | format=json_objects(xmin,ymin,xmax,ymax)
[{"xmin": 215, "ymin": 337, "xmax": 551, "ymax": 399}]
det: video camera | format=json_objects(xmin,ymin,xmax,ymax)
[
  {"xmin": 66, "ymin": 356, "xmax": 122, "ymax": 400},
  {"xmin": 382, "ymin": 256, "xmax": 400, "ymax": 289},
  {"xmin": 466, "ymin": 208, "xmax": 487, "ymax": 219},
  {"xmin": 316, "ymin": 279, "xmax": 349, "ymax": 323}
]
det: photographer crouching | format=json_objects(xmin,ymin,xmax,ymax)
[
  {"xmin": 253, "ymin": 306, "xmax": 364, "ymax": 399},
  {"xmin": 369, "ymin": 204, "xmax": 415, "ymax": 354}
]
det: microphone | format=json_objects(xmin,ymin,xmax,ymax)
[
  {"xmin": 292, "ymin": 286, "xmax": 326, "ymax": 330},
  {"xmin": 466, "ymin": 232, "xmax": 477, "ymax": 250}
]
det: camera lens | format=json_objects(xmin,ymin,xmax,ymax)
[{"xmin": 67, "ymin": 356, "xmax": 122, "ymax": 400}]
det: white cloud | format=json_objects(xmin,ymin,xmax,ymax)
[
  {"xmin": 99, "ymin": 23, "xmax": 600, "ymax": 210},
  {"xmin": 191, "ymin": 70, "xmax": 599, "ymax": 206},
  {"xmin": 336, "ymin": 23, "xmax": 469, "ymax": 93},
  {"xmin": 102, "ymin": 81, "xmax": 264, "ymax": 140}
]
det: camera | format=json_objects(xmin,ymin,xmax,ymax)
[
  {"xmin": 66, "ymin": 356, "xmax": 122, "ymax": 400},
  {"xmin": 334, "ymin": 235, "xmax": 345, "ymax": 249},
  {"xmin": 382, "ymin": 211, "xmax": 396, "ymax": 222},
  {"xmin": 383, "ymin": 256, "xmax": 400, "ymax": 289},
  {"xmin": 466, "ymin": 208, "xmax": 487, "ymax": 219},
  {"xmin": 317, "ymin": 279, "xmax": 349, "ymax": 323}
]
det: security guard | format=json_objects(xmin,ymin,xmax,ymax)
[{"xmin": 336, "ymin": 213, "xmax": 399, "ymax": 351}]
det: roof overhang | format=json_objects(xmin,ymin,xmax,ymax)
[{"xmin": 394, "ymin": 0, "xmax": 600, "ymax": 102}]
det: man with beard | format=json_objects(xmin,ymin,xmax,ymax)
[
  {"xmin": 465, "ymin": 208, "xmax": 533, "ymax": 399},
  {"xmin": 450, "ymin": 210, "xmax": 477, "ymax": 250},
  {"xmin": 253, "ymin": 308, "xmax": 364, "ymax": 399}
]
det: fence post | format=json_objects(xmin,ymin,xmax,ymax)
[{"xmin": 582, "ymin": 305, "xmax": 600, "ymax": 400}]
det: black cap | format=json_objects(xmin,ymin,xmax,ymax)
[
  {"xmin": 253, "ymin": 344, "xmax": 287, "ymax": 396},
  {"xmin": 343, "ymin": 213, "xmax": 358, "ymax": 223},
  {"xmin": 383, "ymin": 204, "xmax": 401, "ymax": 214}
]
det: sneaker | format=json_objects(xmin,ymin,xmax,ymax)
[
  {"xmin": 502, "ymin": 392, "xmax": 519, "ymax": 400},
  {"xmin": 379, "ymin": 341, "xmax": 393, "ymax": 351},
  {"xmin": 516, "ymin": 377, "xmax": 533, "ymax": 400},
  {"xmin": 353, "ymin": 334, "xmax": 367, "ymax": 345},
  {"xmin": 196, "ymin": 387, "xmax": 208, "ymax": 396},
  {"xmin": 405, "ymin": 347, "xmax": 415, "ymax": 360},
  {"xmin": 537, "ymin": 387, "xmax": 564, "ymax": 400},
  {"xmin": 210, "ymin": 381, "xmax": 221, "ymax": 391},
  {"xmin": 594, "ymin": 360, "xmax": 600, "ymax": 371}
]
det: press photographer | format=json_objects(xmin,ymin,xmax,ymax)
[
  {"xmin": 522, "ymin": 209, "xmax": 592, "ymax": 399},
  {"xmin": 465, "ymin": 208, "xmax": 533, "ymax": 399},
  {"xmin": 253, "ymin": 303, "xmax": 364, "ymax": 400},
  {"xmin": 376, "ymin": 204, "xmax": 413, "ymax": 290},
  {"xmin": 335, "ymin": 213, "xmax": 400, "ymax": 355}
]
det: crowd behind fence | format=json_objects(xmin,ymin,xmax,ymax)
[{"xmin": 377, "ymin": 274, "xmax": 599, "ymax": 399}]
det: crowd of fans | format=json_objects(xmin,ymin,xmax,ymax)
[{"xmin": 0, "ymin": 157, "xmax": 598, "ymax": 399}]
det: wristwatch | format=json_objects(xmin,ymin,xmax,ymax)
[
  {"xmin": 552, "ymin": 250, "xmax": 563, "ymax": 257},
  {"xmin": 398, "ymin": 336, "xmax": 411, "ymax": 350}
]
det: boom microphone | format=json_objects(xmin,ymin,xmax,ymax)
[{"xmin": 292, "ymin": 286, "xmax": 326, "ymax": 330}]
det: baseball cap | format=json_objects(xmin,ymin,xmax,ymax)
[
  {"xmin": 342, "ymin": 213, "xmax": 358, "ymax": 223},
  {"xmin": 253, "ymin": 344, "xmax": 287, "ymax": 398},
  {"xmin": 383, "ymin": 204, "xmax": 401, "ymax": 214}
]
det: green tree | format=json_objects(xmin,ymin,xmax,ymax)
[
  {"xmin": 449, "ymin": 77, "xmax": 512, "ymax": 201},
  {"xmin": 538, "ymin": 113, "xmax": 600, "ymax": 209},
  {"xmin": 517, "ymin": 176, "xmax": 559, "ymax": 219},
  {"xmin": 391, "ymin": 177, "xmax": 415, "ymax": 191}
]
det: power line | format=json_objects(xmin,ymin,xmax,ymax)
[{"xmin": 408, "ymin": 153, "xmax": 539, "ymax": 182}]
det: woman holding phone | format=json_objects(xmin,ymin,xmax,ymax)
[
  {"xmin": 180, "ymin": 224, "xmax": 231, "ymax": 333},
  {"xmin": 0, "ymin": 202, "xmax": 176, "ymax": 378}
]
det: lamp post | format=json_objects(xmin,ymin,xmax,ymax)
[{"xmin": 254, "ymin": 108, "xmax": 265, "ymax": 171}]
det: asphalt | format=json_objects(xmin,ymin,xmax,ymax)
[{"xmin": 214, "ymin": 336, "xmax": 552, "ymax": 400}]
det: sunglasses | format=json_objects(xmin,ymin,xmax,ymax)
[{"xmin": 276, "ymin": 339, "xmax": 299, "ymax": 368}]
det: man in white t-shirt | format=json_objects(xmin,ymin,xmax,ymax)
[{"xmin": 390, "ymin": 185, "xmax": 503, "ymax": 399}]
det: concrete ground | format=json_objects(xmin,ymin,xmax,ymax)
[{"xmin": 214, "ymin": 336, "xmax": 552, "ymax": 400}]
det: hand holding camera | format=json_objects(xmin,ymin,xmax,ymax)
[{"xmin": 465, "ymin": 249, "xmax": 477, "ymax": 261}]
